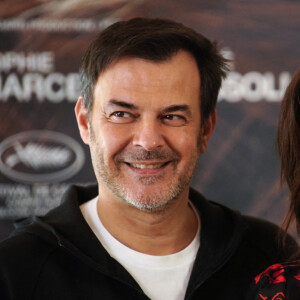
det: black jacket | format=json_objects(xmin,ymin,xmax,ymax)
[{"xmin": 0, "ymin": 184, "xmax": 297, "ymax": 299}]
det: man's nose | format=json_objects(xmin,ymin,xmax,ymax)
[{"xmin": 132, "ymin": 119, "xmax": 164, "ymax": 151}]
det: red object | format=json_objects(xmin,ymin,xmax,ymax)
[{"xmin": 255, "ymin": 264, "xmax": 286, "ymax": 285}]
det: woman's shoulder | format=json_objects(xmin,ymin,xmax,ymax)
[
  {"xmin": 255, "ymin": 263, "xmax": 300, "ymax": 284},
  {"xmin": 249, "ymin": 263, "xmax": 300, "ymax": 300}
]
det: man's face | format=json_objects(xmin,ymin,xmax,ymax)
[{"xmin": 76, "ymin": 50, "xmax": 216, "ymax": 212}]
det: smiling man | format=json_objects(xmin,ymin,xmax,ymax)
[
  {"xmin": 0, "ymin": 18, "xmax": 297, "ymax": 300},
  {"xmin": 86, "ymin": 52, "xmax": 203, "ymax": 210}
]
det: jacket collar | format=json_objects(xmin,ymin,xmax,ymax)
[
  {"xmin": 186, "ymin": 188, "xmax": 247, "ymax": 296},
  {"xmin": 14, "ymin": 184, "xmax": 247, "ymax": 292}
]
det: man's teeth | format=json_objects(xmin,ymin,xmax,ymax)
[{"xmin": 130, "ymin": 163, "xmax": 165, "ymax": 169}]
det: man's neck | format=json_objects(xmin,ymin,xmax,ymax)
[{"xmin": 96, "ymin": 189, "xmax": 199, "ymax": 256}]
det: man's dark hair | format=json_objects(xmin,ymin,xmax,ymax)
[{"xmin": 80, "ymin": 17, "xmax": 228, "ymax": 123}]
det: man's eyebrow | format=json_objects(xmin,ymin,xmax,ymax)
[
  {"xmin": 162, "ymin": 105, "xmax": 192, "ymax": 117},
  {"xmin": 106, "ymin": 99, "xmax": 138, "ymax": 110}
]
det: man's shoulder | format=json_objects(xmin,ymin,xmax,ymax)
[
  {"xmin": 241, "ymin": 215, "xmax": 296, "ymax": 249},
  {"xmin": 189, "ymin": 188, "xmax": 298, "ymax": 260},
  {"xmin": 0, "ymin": 231, "xmax": 56, "ymax": 264},
  {"xmin": 0, "ymin": 232, "xmax": 57, "ymax": 298},
  {"xmin": 236, "ymin": 214, "xmax": 298, "ymax": 264},
  {"xmin": 242, "ymin": 214, "xmax": 284, "ymax": 235}
]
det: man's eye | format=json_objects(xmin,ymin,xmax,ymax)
[
  {"xmin": 162, "ymin": 114, "xmax": 187, "ymax": 126},
  {"xmin": 112, "ymin": 111, "xmax": 130, "ymax": 118},
  {"xmin": 109, "ymin": 111, "xmax": 134, "ymax": 123}
]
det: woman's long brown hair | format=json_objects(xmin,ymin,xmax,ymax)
[{"xmin": 277, "ymin": 69, "xmax": 300, "ymax": 240}]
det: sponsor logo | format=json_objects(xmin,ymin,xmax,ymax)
[{"xmin": 0, "ymin": 130, "xmax": 85, "ymax": 183}]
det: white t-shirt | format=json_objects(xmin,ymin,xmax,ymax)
[{"xmin": 80, "ymin": 197, "xmax": 200, "ymax": 300}]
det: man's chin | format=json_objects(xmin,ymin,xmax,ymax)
[
  {"xmin": 119, "ymin": 187, "xmax": 180, "ymax": 213},
  {"xmin": 124, "ymin": 197, "xmax": 173, "ymax": 213},
  {"xmin": 137, "ymin": 176, "xmax": 163, "ymax": 185}
]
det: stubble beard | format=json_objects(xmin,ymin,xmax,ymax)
[{"xmin": 89, "ymin": 126, "xmax": 200, "ymax": 213}]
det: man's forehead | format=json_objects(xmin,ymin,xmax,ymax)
[
  {"xmin": 95, "ymin": 53, "xmax": 200, "ymax": 93},
  {"xmin": 91, "ymin": 50, "xmax": 201, "ymax": 114},
  {"xmin": 97, "ymin": 50, "xmax": 200, "ymax": 80}
]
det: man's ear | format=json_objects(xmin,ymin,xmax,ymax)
[
  {"xmin": 199, "ymin": 109, "xmax": 217, "ymax": 153},
  {"xmin": 75, "ymin": 97, "xmax": 90, "ymax": 145}
]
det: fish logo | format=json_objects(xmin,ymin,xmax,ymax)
[{"xmin": 0, "ymin": 130, "xmax": 85, "ymax": 183}]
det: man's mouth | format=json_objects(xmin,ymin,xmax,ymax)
[{"xmin": 126, "ymin": 162, "xmax": 169, "ymax": 169}]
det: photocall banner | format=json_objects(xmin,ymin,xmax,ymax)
[{"xmin": 0, "ymin": 0, "xmax": 299, "ymax": 239}]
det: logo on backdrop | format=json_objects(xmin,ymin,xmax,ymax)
[
  {"xmin": 0, "ymin": 130, "xmax": 85, "ymax": 183},
  {"xmin": 218, "ymin": 47, "xmax": 291, "ymax": 103}
]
